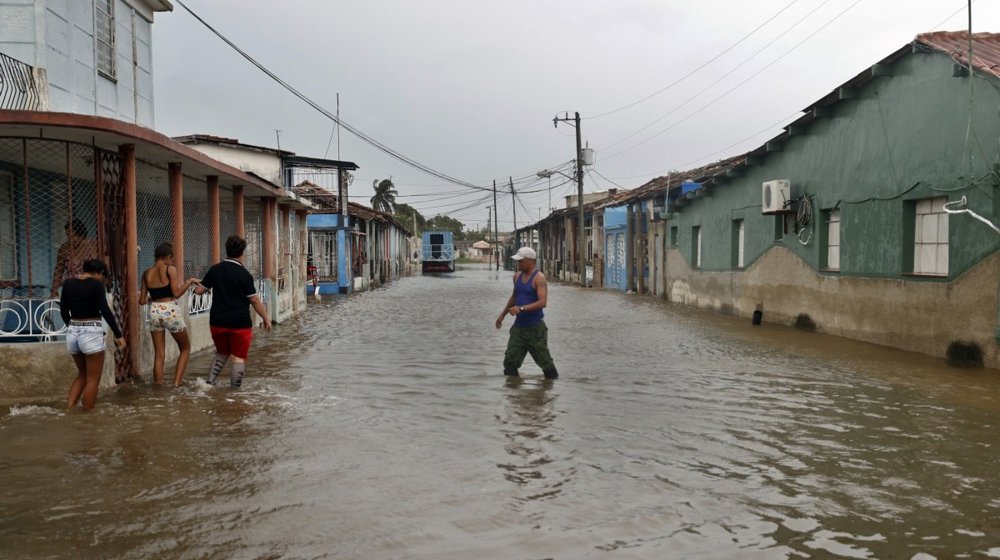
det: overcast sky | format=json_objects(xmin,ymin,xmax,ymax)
[{"xmin": 152, "ymin": 0, "xmax": 999, "ymax": 229}]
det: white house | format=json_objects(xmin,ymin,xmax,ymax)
[{"xmin": 0, "ymin": 0, "xmax": 172, "ymax": 126}]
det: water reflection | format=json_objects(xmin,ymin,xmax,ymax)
[{"xmin": 497, "ymin": 377, "xmax": 557, "ymax": 489}]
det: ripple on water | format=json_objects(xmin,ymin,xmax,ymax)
[{"xmin": 2, "ymin": 269, "xmax": 1000, "ymax": 558}]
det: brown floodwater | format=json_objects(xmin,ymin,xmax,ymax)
[{"xmin": 2, "ymin": 264, "xmax": 1000, "ymax": 559}]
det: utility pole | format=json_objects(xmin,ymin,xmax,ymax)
[
  {"xmin": 554, "ymin": 111, "xmax": 586, "ymax": 286},
  {"xmin": 510, "ymin": 176, "xmax": 517, "ymax": 245},
  {"xmin": 486, "ymin": 205, "xmax": 492, "ymax": 268},
  {"xmin": 493, "ymin": 180, "xmax": 499, "ymax": 270}
]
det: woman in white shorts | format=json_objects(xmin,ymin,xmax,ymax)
[
  {"xmin": 139, "ymin": 243, "xmax": 197, "ymax": 386},
  {"xmin": 59, "ymin": 259, "xmax": 125, "ymax": 410}
]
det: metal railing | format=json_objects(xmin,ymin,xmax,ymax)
[
  {"xmin": 0, "ymin": 52, "xmax": 42, "ymax": 111},
  {"xmin": 188, "ymin": 290, "xmax": 212, "ymax": 316},
  {"xmin": 0, "ymin": 292, "xmax": 66, "ymax": 341}
]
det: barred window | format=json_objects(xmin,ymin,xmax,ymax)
[
  {"xmin": 96, "ymin": 0, "xmax": 116, "ymax": 79},
  {"xmin": 826, "ymin": 209, "xmax": 840, "ymax": 271},
  {"xmin": 913, "ymin": 196, "xmax": 948, "ymax": 276},
  {"xmin": 692, "ymin": 225, "xmax": 702, "ymax": 269},
  {"xmin": 731, "ymin": 219, "xmax": 744, "ymax": 269},
  {"xmin": 0, "ymin": 172, "xmax": 15, "ymax": 280}
]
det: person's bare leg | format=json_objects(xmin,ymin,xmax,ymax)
[
  {"xmin": 171, "ymin": 329, "xmax": 191, "ymax": 386},
  {"xmin": 80, "ymin": 351, "xmax": 105, "ymax": 410},
  {"xmin": 151, "ymin": 330, "xmax": 166, "ymax": 385},
  {"xmin": 67, "ymin": 354, "xmax": 87, "ymax": 409}
]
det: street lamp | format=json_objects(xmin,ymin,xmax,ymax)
[
  {"xmin": 536, "ymin": 168, "xmax": 575, "ymax": 214},
  {"xmin": 535, "ymin": 165, "xmax": 587, "ymax": 286},
  {"xmin": 551, "ymin": 112, "xmax": 587, "ymax": 287}
]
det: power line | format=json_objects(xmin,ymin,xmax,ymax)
[
  {"xmin": 559, "ymin": 1, "xmax": 972, "ymax": 185},
  {"xmin": 588, "ymin": 168, "xmax": 627, "ymax": 190},
  {"xmin": 587, "ymin": 0, "xmax": 804, "ymax": 120},
  {"xmin": 602, "ymin": 0, "xmax": 866, "ymax": 162},
  {"xmin": 931, "ymin": 0, "xmax": 977, "ymax": 30},
  {"xmin": 600, "ymin": 0, "xmax": 836, "ymax": 152},
  {"xmin": 174, "ymin": 0, "xmax": 493, "ymax": 192}
]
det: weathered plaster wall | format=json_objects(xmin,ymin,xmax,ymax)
[
  {"xmin": 0, "ymin": 310, "xmax": 216, "ymax": 406},
  {"xmin": 667, "ymin": 245, "xmax": 1000, "ymax": 368}
]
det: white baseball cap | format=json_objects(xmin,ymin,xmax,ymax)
[{"xmin": 511, "ymin": 247, "xmax": 537, "ymax": 260}]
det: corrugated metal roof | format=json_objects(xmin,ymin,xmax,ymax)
[{"xmin": 918, "ymin": 31, "xmax": 1000, "ymax": 79}]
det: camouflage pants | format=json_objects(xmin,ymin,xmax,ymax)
[{"xmin": 503, "ymin": 321, "xmax": 558, "ymax": 378}]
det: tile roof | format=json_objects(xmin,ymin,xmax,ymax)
[
  {"xmin": 918, "ymin": 31, "xmax": 1000, "ymax": 79},
  {"xmin": 519, "ymin": 31, "xmax": 1000, "ymax": 231},
  {"xmin": 293, "ymin": 180, "xmax": 411, "ymax": 234}
]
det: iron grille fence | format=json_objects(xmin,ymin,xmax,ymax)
[
  {"xmin": 0, "ymin": 138, "xmax": 101, "ymax": 343},
  {"xmin": 136, "ymin": 159, "xmax": 173, "ymax": 274},
  {"xmin": 182, "ymin": 178, "xmax": 212, "ymax": 279},
  {"xmin": 0, "ymin": 52, "xmax": 42, "ymax": 111},
  {"xmin": 243, "ymin": 198, "xmax": 263, "ymax": 279},
  {"xmin": 308, "ymin": 230, "xmax": 338, "ymax": 281}
]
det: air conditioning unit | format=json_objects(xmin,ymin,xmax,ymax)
[{"xmin": 762, "ymin": 180, "xmax": 791, "ymax": 214}]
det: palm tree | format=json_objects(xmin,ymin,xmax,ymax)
[{"xmin": 370, "ymin": 178, "xmax": 397, "ymax": 214}]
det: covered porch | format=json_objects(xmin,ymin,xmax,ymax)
[{"xmin": 0, "ymin": 111, "xmax": 312, "ymax": 402}]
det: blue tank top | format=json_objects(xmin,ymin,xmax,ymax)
[{"xmin": 513, "ymin": 270, "xmax": 544, "ymax": 327}]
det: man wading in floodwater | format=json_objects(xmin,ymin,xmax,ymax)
[{"xmin": 495, "ymin": 247, "xmax": 559, "ymax": 380}]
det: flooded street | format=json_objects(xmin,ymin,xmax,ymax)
[{"xmin": 3, "ymin": 265, "xmax": 1000, "ymax": 559}]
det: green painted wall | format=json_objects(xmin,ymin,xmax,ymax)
[{"xmin": 670, "ymin": 51, "xmax": 1000, "ymax": 281}]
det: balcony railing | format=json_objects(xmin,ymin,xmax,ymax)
[{"xmin": 0, "ymin": 52, "xmax": 42, "ymax": 111}]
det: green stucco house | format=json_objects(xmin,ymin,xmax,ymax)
[{"xmin": 663, "ymin": 31, "xmax": 1000, "ymax": 367}]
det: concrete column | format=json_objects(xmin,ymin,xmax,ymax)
[
  {"xmin": 636, "ymin": 205, "xmax": 644, "ymax": 294},
  {"xmin": 625, "ymin": 205, "xmax": 634, "ymax": 291},
  {"xmin": 280, "ymin": 204, "xmax": 290, "ymax": 281},
  {"xmin": 169, "ymin": 162, "xmax": 184, "ymax": 280},
  {"xmin": 233, "ymin": 185, "xmax": 245, "ymax": 237},
  {"xmin": 207, "ymin": 175, "xmax": 220, "ymax": 263},
  {"xmin": 120, "ymin": 144, "xmax": 140, "ymax": 373},
  {"xmin": 296, "ymin": 209, "xmax": 308, "ymax": 291},
  {"xmin": 262, "ymin": 197, "xmax": 275, "ymax": 280},
  {"xmin": 636, "ymin": 205, "xmax": 645, "ymax": 294}
]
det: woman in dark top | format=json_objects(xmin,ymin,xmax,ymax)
[
  {"xmin": 139, "ymin": 243, "xmax": 196, "ymax": 386},
  {"xmin": 59, "ymin": 259, "xmax": 125, "ymax": 410}
]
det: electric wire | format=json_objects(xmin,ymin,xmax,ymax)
[
  {"xmin": 589, "ymin": 168, "xmax": 627, "ymax": 189},
  {"xmin": 174, "ymin": 0, "xmax": 492, "ymax": 192},
  {"xmin": 601, "ymin": 0, "xmax": 866, "ymax": 162},
  {"xmin": 600, "ymin": 0, "xmax": 835, "ymax": 151},
  {"xmin": 586, "ymin": 0, "xmax": 804, "ymax": 120},
  {"xmin": 943, "ymin": 195, "xmax": 1000, "ymax": 234},
  {"xmin": 931, "ymin": 0, "xmax": 978, "ymax": 31}
]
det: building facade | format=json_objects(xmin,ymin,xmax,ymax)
[
  {"xmin": 517, "ymin": 32, "xmax": 1000, "ymax": 369},
  {"xmin": 0, "ymin": 0, "xmax": 170, "ymax": 126},
  {"xmin": 663, "ymin": 32, "xmax": 1000, "ymax": 367},
  {"xmin": 0, "ymin": 2, "xmax": 320, "ymax": 403}
]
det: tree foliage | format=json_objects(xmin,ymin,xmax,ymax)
[
  {"xmin": 426, "ymin": 214, "xmax": 466, "ymax": 239},
  {"xmin": 370, "ymin": 178, "xmax": 398, "ymax": 214},
  {"xmin": 393, "ymin": 203, "xmax": 426, "ymax": 234}
]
